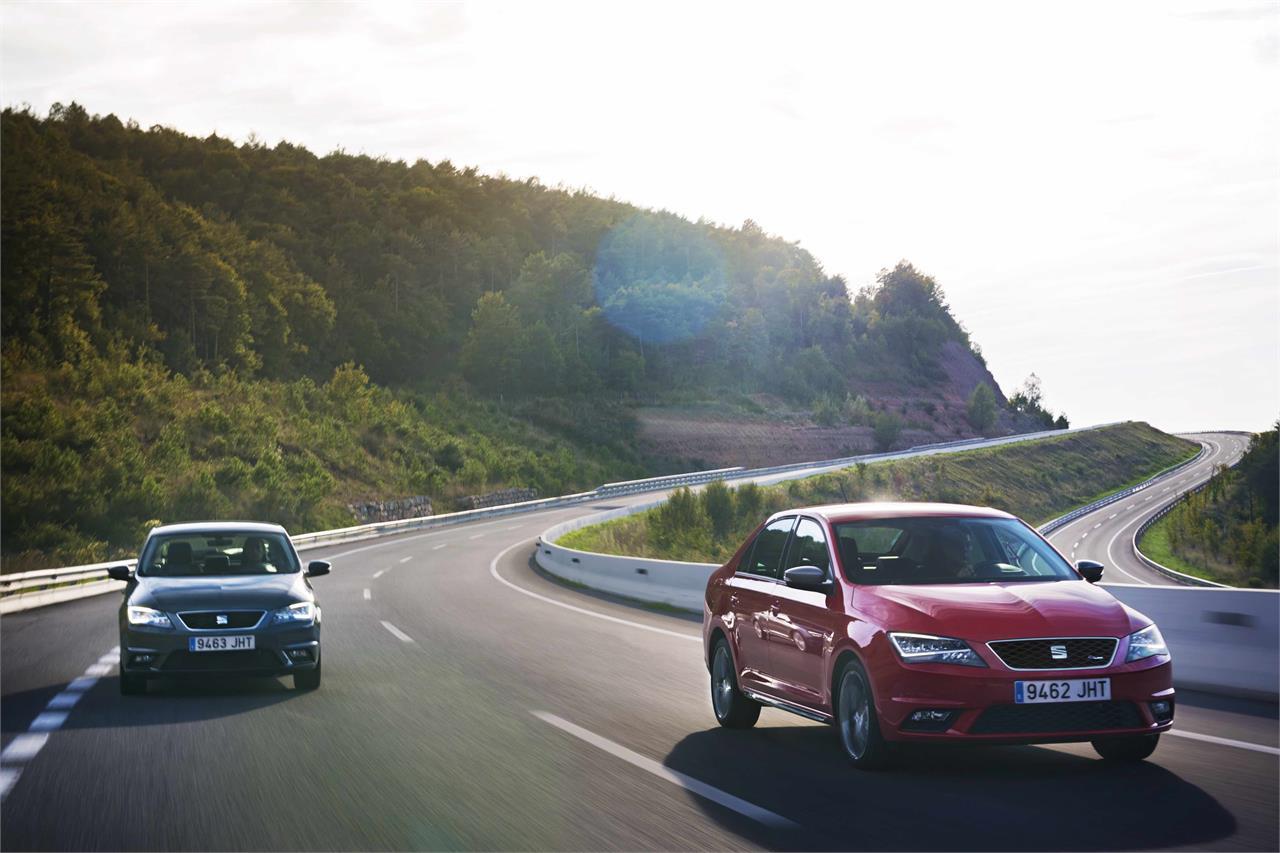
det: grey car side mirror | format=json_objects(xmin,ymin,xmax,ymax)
[
  {"xmin": 306, "ymin": 560, "xmax": 331, "ymax": 577},
  {"xmin": 106, "ymin": 565, "xmax": 133, "ymax": 582},
  {"xmin": 1076, "ymin": 560, "xmax": 1104, "ymax": 583}
]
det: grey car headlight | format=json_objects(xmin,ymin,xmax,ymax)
[
  {"xmin": 271, "ymin": 601, "xmax": 316, "ymax": 625},
  {"xmin": 1125, "ymin": 624, "xmax": 1169, "ymax": 662},
  {"xmin": 127, "ymin": 605, "xmax": 173, "ymax": 629},
  {"xmin": 889, "ymin": 632, "xmax": 987, "ymax": 667}
]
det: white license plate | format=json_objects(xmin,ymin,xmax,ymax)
[
  {"xmin": 1015, "ymin": 678, "xmax": 1110, "ymax": 703},
  {"xmin": 188, "ymin": 635, "xmax": 255, "ymax": 652}
]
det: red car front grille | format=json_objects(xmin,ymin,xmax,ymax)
[{"xmin": 988, "ymin": 637, "xmax": 1118, "ymax": 669}]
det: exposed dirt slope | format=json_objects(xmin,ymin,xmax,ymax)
[{"xmin": 637, "ymin": 339, "xmax": 1027, "ymax": 470}]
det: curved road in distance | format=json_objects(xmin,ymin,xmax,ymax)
[
  {"xmin": 2, "ymin": 432, "xmax": 1273, "ymax": 850},
  {"xmin": 1045, "ymin": 432, "xmax": 1248, "ymax": 586}
]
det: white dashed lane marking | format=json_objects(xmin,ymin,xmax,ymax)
[
  {"xmin": 398, "ymin": 556, "xmax": 413, "ymax": 564},
  {"xmin": 0, "ymin": 734, "xmax": 48, "ymax": 763},
  {"xmin": 432, "ymin": 543, "xmax": 448, "ymax": 550},
  {"xmin": 0, "ymin": 646, "xmax": 120, "ymax": 802},
  {"xmin": 380, "ymin": 621, "xmax": 414, "ymax": 643},
  {"xmin": 363, "ymin": 588, "xmax": 372, "ymax": 600},
  {"xmin": 372, "ymin": 568, "xmax": 387, "ymax": 579}
]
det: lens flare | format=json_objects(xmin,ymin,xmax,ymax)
[{"xmin": 592, "ymin": 213, "xmax": 728, "ymax": 345}]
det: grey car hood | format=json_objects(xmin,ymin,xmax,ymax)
[{"xmin": 133, "ymin": 573, "xmax": 309, "ymax": 613}]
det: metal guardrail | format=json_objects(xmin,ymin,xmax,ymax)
[
  {"xmin": 0, "ymin": 493, "xmax": 598, "ymax": 604},
  {"xmin": 0, "ymin": 421, "xmax": 1132, "ymax": 608},
  {"xmin": 708, "ymin": 422, "xmax": 1124, "ymax": 489},
  {"xmin": 0, "ymin": 561, "xmax": 137, "ymax": 595},
  {"xmin": 596, "ymin": 467, "xmax": 746, "ymax": 497}
]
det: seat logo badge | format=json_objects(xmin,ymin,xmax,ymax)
[
  {"xmin": 216, "ymin": 614, "xmax": 228, "ymax": 626},
  {"xmin": 1050, "ymin": 644, "xmax": 1068, "ymax": 660}
]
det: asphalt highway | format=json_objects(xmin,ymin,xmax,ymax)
[
  {"xmin": 1044, "ymin": 433, "xmax": 1248, "ymax": 586},
  {"xmin": 2, "ymin": 434, "xmax": 1276, "ymax": 851}
]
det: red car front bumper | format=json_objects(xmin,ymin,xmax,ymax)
[{"xmin": 871, "ymin": 651, "xmax": 1174, "ymax": 744}]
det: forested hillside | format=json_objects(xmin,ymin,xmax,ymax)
[{"xmin": 1, "ymin": 104, "xmax": 1034, "ymax": 569}]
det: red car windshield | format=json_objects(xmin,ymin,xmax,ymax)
[{"xmin": 834, "ymin": 517, "xmax": 1076, "ymax": 585}]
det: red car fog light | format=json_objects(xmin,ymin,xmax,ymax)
[
  {"xmin": 902, "ymin": 709, "xmax": 957, "ymax": 732},
  {"xmin": 1149, "ymin": 700, "xmax": 1174, "ymax": 723}
]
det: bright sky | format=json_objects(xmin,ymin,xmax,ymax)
[{"xmin": 3, "ymin": 0, "xmax": 1277, "ymax": 432}]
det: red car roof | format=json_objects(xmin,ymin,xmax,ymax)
[{"xmin": 776, "ymin": 502, "xmax": 1018, "ymax": 525}]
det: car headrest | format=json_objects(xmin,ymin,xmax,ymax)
[
  {"xmin": 166, "ymin": 542, "xmax": 192, "ymax": 566},
  {"xmin": 202, "ymin": 554, "xmax": 230, "ymax": 574},
  {"xmin": 837, "ymin": 537, "xmax": 861, "ymax": 574}
]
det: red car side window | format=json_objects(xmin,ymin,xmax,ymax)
[{"xmin": 742, "ymin": 517, "xmax": 794, "ymax": 580}]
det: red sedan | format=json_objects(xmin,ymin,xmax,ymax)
[{"xmin": 702, "ymin": 503, "xmax": 1174, "ymax": 769}]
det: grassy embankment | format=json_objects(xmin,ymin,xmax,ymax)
[
  {"xmin": 1137, "ymin": 520, "xmax": 1222, "ymax": 583},
  {"xmin": 558, "ymin": 422, "xmax": 1198, "ymax": 563}
]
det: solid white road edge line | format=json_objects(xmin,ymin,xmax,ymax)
[
  {"xmin": 0, "ymin": 645, "xmax": 120, "ymax": 802},
  {"xmin": 1166, "ymin": 729, "xmax": 1280, "ymax": 756},
  {"xmin": 488, "ymin": 540, "xmax": 700, "ymax": 643},
  {"xmin": 380, "ymin": 620, "xmax": 414, "ymax": 643},
  {"xmin": 531, "ymin": 711, "xmax": 798, "ymax": 829},
  {"xmin": 1105, "ymin": 503, "xmax": 1168, "ymax": 584}
]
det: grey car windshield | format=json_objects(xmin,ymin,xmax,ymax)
[
  {"xmin": 139, "ymin": 532, "xmax": 300, "ymax": 577},
  {"xmin": 835, "ymin": 517, "xmax": 1076, "ymax": 584}
]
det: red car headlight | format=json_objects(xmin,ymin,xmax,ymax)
[{"xmin": 889, "ymin": 632, "xmax": 987, "ymax": 667}]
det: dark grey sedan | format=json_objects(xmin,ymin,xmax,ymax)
[{"xmin": 108, "ymin": 522, "xmax": 329, "ymax": 694}]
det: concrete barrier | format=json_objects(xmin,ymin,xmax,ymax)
[
  {"xmin": 537, "ymin": 503, "xmax": 715, "ymax": 611},
  {"xmin": 1105, "ymin": 584, "xmax": 1279, "ymax": 701}
]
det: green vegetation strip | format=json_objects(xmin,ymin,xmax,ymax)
[
  {"xmin": 1137, "ymin": 515, "xmax": 1227, "ymax": 585},
  {"xmin": 559, "ymin": 422, "xmax": 1199, "ymax": 564},
  {"xmin": 1136, "ymin": 428, "xmax": 1277, "ymax": 589}
]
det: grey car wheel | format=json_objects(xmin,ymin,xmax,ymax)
[
  {"xmin": 710, "ymin": 640, "xmax": 760, "ymax": 728},
  {"xmin": 835, "ymin": 659, "xmax": 889, "ymax": 769}
]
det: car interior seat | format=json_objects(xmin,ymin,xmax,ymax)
[
  {"xmin": 837, "ymin": 536, "xmax": 861, "ymax": 579},
  {"xmin": 202, "ymin": 554, "xmax": 230, "ymax": 575},
  {"xmin": 164, "ymin": 541, "xmax": 193, "ymax": 575}
]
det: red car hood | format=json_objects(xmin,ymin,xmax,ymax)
[{"xmin": 859, "ymin": 580, "xmax": 1145, "ymax": 641}]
